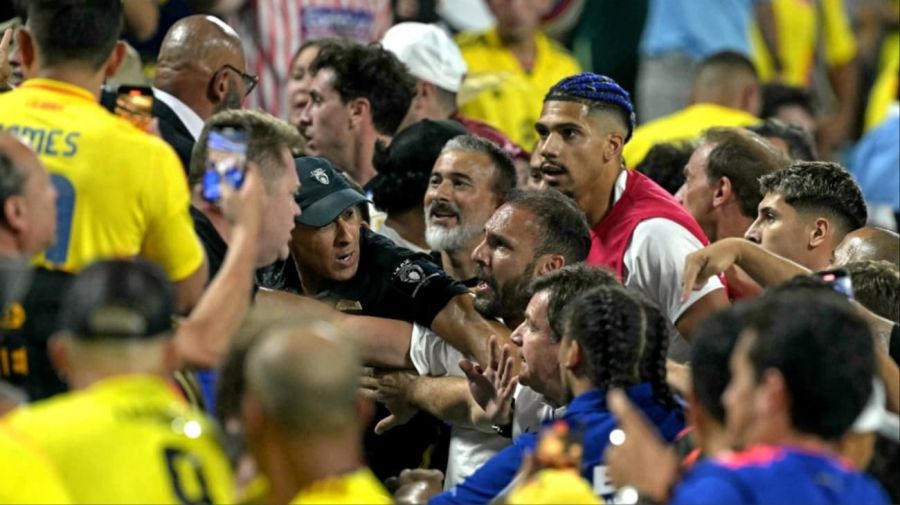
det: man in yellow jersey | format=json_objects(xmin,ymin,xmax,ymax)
[
  {"xmin": 242, "ymin": 320, "xmax": 391, "ymax": 505},
  {"xmin": 625, "ymin": 52, "xmax": 762, "ymax": 169},
  {"xmin": 0, "ymin": 0, "xmax": 207, "ymax": 313},
  {"xmin": 456, "ymin": 0, "xmax": 581, "ymax": 148},
  {"xmin": 4, "ymin": 259, "xmax": 234, "ymax": 504}
]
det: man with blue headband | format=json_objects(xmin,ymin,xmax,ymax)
[{"xmin": 531, "ymin": 73, "xmax": 729, "ymax": 339}]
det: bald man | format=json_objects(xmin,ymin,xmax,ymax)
[
  {"xmin": 0, "ymin": 133, "xmax": 57, "ymax": 260},
  {"xmin": 242, "ymin": 321, "xmax": 391, "ymax": 505},
  {"xmin": 834, "ymin": 226, "xmax": 900, "ymax": 269},
  {"xmin": 152, "ymin": 15, "xmax": 252, "ymax": 171}
]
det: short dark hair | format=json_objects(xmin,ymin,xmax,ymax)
[
  {"xmin": 503, "ymin": 189, "xmax": 591, "ymax": 265},
  {"xmin": 743, "ymin": 289, "xmax": 874, "ymax": 441},
  {"xmin": 635, "ymin": 141, "xmax": 695, "ymax": 195},
  {"xmin": 761, "ymin": 83, "xmax": 815, "ymax": 119},
  {"xmin": 564, "ymin": 285, "xmax": 678, "ymax": 408},
  {"xmin": 747, "ymin": 119, "xmax": 818, "ymax": 161},
  {"xmin": 703, "ymin": 127, "xmax": 788, "ymax": 218},
  {"xmin": 759, "ymin": 161, "xmax": 868, "ymax": 235},
  {"xmin": 844, "ymin": 260, "xmax": 900, "ymax": 322},
  {"xmin": 690, "ymin": 306, "xmax": 747, "ymax": 424},
  {"xmin": 26, "ymin": 0, "xmax": 123, "ymax": 71},
  {"xmin": 696, "ymin": 50, "xmax": 758, "ymax": 80},
  {"xmin": 528, "ymin": 264, "xmax": 619, "ymax": 343},
  {"xmin": 442, "ymin": 134, "xmax": 517, "ymax": 198},
  {"xmin": 0, "ymin": 151, "xmax": 26, "ymax": 226},
  {"xmin": 310, "ymin": 42, "xmax": 416, "ymax": 136},
  {"xmin": 190, "ymin": 110, "xmax": 305, "ymax": 193}
]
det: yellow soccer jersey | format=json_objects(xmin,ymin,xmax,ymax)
[
  {"xmin": 624, "ymin": 104, "xmax": 760, "ymax": 168},
  {"xmin": 750, "ymin": 0, "xmax": 857, "ymax": 86},
  {"xmin": 290, "ymin": 468, "xmax": 391, "ymax": 505},
  {"xmin": 4, "ymin": 375, "xmax": 234, "ymax": 504},
  {"xmin": 0, "ymin": 79, "xmax": 204, "ymax": 280},
  {"xmin": 0, "ymin": 424, "xmax": 73, "ymax": 504},
  {"xmin": 457, "ymin": 29, "xmax": 581, "ymax": 148}
]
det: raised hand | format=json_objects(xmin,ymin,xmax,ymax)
[{"xmin": 458, "ymin": 334, "xmax": 517, "ymax": 426}]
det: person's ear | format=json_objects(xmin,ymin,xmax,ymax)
[
  {"xmin": 15, "ymin": 28, "xmax": 36, "ymax": 74},
  {"xmin": 208, "ymin": 67, "xmax": 229, "ymax": 105},
  {"xmin": 103, "ymin": 41, "xmax": 127, "ymax": 79},
  {"xmin": 712, "ymin": 176, "xmax": 732, "ymax": 209},
  {"xmin": 808, "ymin": 217, "xmax": 830, "ymax": 249},
  {"xmin": 348, "ymin": 97, "xmax": 370, "ymax": 129},
  {"xmin": 743, "ymin": 82, "xmax": 762, "ymax": 117},
  {"xmin": 48, "ymin": 334, "xmax": 71, "ymax": 382},
  {"xmin": 604, "ymin": 131, "xmax": 625, "ymax": 162},
  {"xmin": 536, "ymin": 254, "xmax": 565, "ymax": 276},
  {"xmin": 3, "ymin": 194, "xmax": 27, "ymax": 233},
  {"xmin": 563, "ymin": 339, "xmax": 582, "ymax": 371}
]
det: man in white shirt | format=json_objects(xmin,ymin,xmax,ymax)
[{"xmin": 365, "ymin": 189, "xmax": 592, "ymax": 487}]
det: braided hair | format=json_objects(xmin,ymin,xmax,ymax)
[
  {"xmin": 564, "ymin": 285, "xmax": 678, "ymax": 408},
  {"xmin": 544, "ymin": 73, "xmax": 636, "ymax": 142}
]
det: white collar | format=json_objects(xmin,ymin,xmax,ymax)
[
  {"xmin": 612, "ymin": 169, "xmax": 629, "ymax": 204},
  {"xmin": 152, "ymin": 87, "xmax": 205, "ymax": 141}
]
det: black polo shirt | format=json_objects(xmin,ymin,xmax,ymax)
[
  {"xmin": 0, "ymin": 267, "xmax": 74, "ymax": 401},
  {"xmin": 284, "ymin": 227, "xmax": 470, "ymax": 326}
]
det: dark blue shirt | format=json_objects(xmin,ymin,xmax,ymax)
[
  {"xmin": 430, "ymin": 383, "xmax": 685, "ymax": 505},
  {"xmin": 671, "ymin": 445, "xmax": 890, "ymax": 505}
]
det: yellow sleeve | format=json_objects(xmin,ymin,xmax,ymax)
[
  {"xmin": 822, "ymin": 0, "xmax": 857, "ymax": 68},
  {"xmin": 140, "ymin": 139, "xmax": 205, "ymax": 282}
]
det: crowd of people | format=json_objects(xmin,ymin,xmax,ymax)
[{"xmin": 0, "ymin": 0, "xmax": 898, "ymax": 504}]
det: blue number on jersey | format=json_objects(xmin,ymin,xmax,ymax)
[{"xmin": 45, "ymin": 174, "xmax": 75, "ymax": 265}]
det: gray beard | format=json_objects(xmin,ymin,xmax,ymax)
[{"xmin": 425, "ymin": 223, "xmax": 483, "ymax": 253}]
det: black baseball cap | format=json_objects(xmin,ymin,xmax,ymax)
[
  {"xmin": 59, "ymin": 259, "xmax": 174, "ymax": 340},
  {"xmin": 294, "ymin": 156, "xmax": 369, "ymax": 228}
]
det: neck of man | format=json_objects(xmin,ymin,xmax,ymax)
[
  {"xmin": 154, "ymin": 72, "xmax": 215, "ymax": 121},
  {"xmin": 584, "ymin": 164, "xmax": 624, "ymax": 227},
  {"xmin": 0, "ymin": 232, "xmax": 25, "ymax": 260},
  {"xmin": 36, "ymin": 65, "xmax": 106, "ymax": 101},
  {"xmin": 712, "ymin": 206, "xmax": 754, "ymax": 242},
  {"xmin": 192, "ymin": 198, "xmax": 233, "ymax": 246},
  {"xmin": 566, "ymin": 371, "xmax": 595, "ymax": 401},
  {"xmin": 696, "ymin": 417, "xmax": 732, "ymax": 458},
  {"xmin": 497, "ymin": 28, "xmax": 537, "ymax": 71},
  {"xmin": 260, "ymin": 431, "xmax": 364, "ymax": 505},
  {"xmin": 440, "ymin": 235, "xmax": 482, "ymax": 282},
  {"xmin": 385, "ymin": 206, "xmax": 428, "ymax": 250},
  {"xmin": 350, "ymin": 129, "xmax": 385, "ymax": 187},
  {"xmin": 292, "ymin": 258, "xmax": 328, "ymax": 296}
]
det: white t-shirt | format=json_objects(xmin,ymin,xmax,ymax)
[
  {"xmin": 615, "ymin": 171, "xmax": 724, "ymax": 323},
  {"xmin": 409, "ymin": 324, "xmax": 511, "ymax": 488},
  {"xmin": 512, "ymin": 384, "xmax": 564, "ymax": 438}
]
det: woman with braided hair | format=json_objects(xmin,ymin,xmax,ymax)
[{"xmin": 431, "ymin": 284, "xmax": 685, "ymax": 505}]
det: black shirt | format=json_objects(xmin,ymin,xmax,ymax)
[
  {"xmin": 190, "ymin": 206, "xmax": 228, "ymax": 281},
  {"xmin": 284, "ymin": 227, "xmax": 470, "ymax": 326},
  {"xmin": 0, "ymin": 267, "xmax": 74, "ymax": 401}
]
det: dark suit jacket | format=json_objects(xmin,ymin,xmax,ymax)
[
  {"xmin": 99, "ymin": 88, "xmax": 196, "ymax": 174},
  {"xmin": 152, "ymin": 97, "xmax": 196, "ymax": 174}
]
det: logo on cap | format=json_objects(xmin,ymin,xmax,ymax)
[{"xmin": 311, "ymin": 168, "xmax": 330, "ymax": 185}]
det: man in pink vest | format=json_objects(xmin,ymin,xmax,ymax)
[{"xmin": 532, "ymin": 73, "xmax": 729, "ymax": 339}]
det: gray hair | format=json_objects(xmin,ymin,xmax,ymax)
[{"xmin": 441, "ymin": 134, "xmax": 517, "ymax": 197}]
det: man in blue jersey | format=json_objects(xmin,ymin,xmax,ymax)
[{"xmin": 607, "ymin": 285, "xmax": 890, "ymax": 505}]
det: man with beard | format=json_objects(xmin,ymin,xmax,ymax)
[
  {"xmin": 0, "ymin": 0, "xmax": 207, "ymax": 314},
  {"xmin": 532, "ymin": 73, "xmax": 729, "ymax": 339},
  {"xmin": 364, "ymin": 189, "xmax": 592, "ymax": 488},
  {"xmin": 149, "ymin": 15, "xmax": 254, "ymax": 172},
  {"xmin": 425, "ymin": 134, "xmax": 518, "ymax": 284}
]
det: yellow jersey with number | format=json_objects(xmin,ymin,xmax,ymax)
[
  {"xmin": 457, "ymin": 29, "xmax": 581, "ymax": 148},
  {"xmin": 0, "ymin": 424, "xmax": 73, "ymax": 504},
  {"xmin": 0, "ymin": 79, "xmax": 204, "ymax": 280},
  {"xmin": 4, "ymin": 375, "xmax": 234, "ymax": 504},
  {"xmin": 290, "ymin": 468, "xmax": 391, "ymax": 504}
]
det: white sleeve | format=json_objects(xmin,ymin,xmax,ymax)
[
  {"xmin": 409, "ymin": 323, "xmax": 469, "ymax": 378},
  {"xmin": 622, "ymin": 218, "xmax": 724, "ymax": 323}
]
